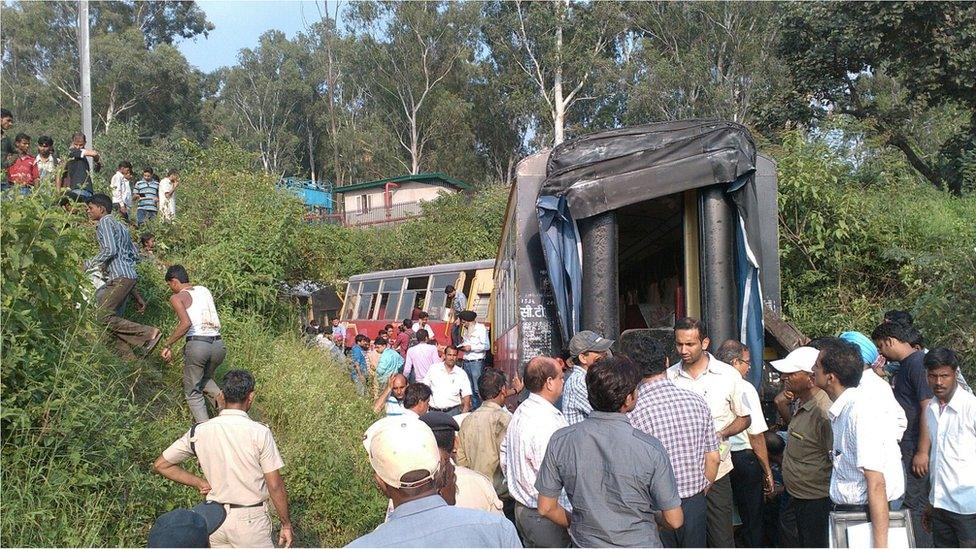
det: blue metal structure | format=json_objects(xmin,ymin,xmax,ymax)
[{"xmin": 279, "ymin": 177, "xmax": 335, "ymax": 212}]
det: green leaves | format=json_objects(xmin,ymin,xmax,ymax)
[{"xmin": 775, "ymin": 129, "xmax": 976, "ymax": 378}]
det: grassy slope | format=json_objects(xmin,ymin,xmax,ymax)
[{"xmin": 1, "ymin": 212, "xmax": 386, "ymax": 546}]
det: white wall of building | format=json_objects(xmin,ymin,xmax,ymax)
[{"xmin": 341, "ymin": 181, "xmax": 458, "ymax": 214}]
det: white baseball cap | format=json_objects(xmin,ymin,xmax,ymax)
[
  {"xmin": 366, "ymin": 418, "xmax": 441, "ymax": 489},
  {"xmin": 770, "ymin": 346, "xmax": 820, "ymax": 374}
]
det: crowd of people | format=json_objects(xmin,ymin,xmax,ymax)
[
  {"xmin": 142, "ymin": 300, "xmax": 975, "ymax": 548},
  {"xmin": 334, "ymin": 311, "xmax": 974, "ymax": 549},
  {"xmin": 11, "ymin": 111, "xmax": 973, "ymax": 549},
  {"xmin": 1, "ymin": 108, "xmax": 180, "ymax": 223}
]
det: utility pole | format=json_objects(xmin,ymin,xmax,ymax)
[{"xmin": 77, "ymin": 0, "xmax": 93, "ymax": 149}]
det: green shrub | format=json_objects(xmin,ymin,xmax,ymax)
[
  {"xmin": 202, "ymin": 316, "xmax": 387, "ymax": 545},
  {"xmin": 148, "ymin": 140, "xmax": 307, "ymax": 317},
  {"xmin": 1, "ymin": 190, "xmax": 92, "ymax": 432},
  {"xmin": 296, "ymin": 183, "xmax": 510, "ymax": 286},
  {"xmin": 775, "ymin": 131, "xmax": 976, "ymax": 379},
  {"xmin": 1, "ymin": 161, "xmax": 383, "ymax": 546},
  {"xmin": 1, "ymin": 192, "xmax": 193, "ymax": 546}
]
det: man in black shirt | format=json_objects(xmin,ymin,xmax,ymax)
[
  {"xmin": 59, "ymin": 132, "xmax": 101, "ymax": 201},
  {"xmin": 1, "ymin": 108, "xmax": 17, "ymax": 189},
  {"xmin": 873, "ymin": 321, "xmax": 934, "ymax": 547}
]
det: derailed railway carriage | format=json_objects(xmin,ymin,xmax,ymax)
[{"xmin": 491, "ymin": 120, "xmax": 787, "ymax": 390}]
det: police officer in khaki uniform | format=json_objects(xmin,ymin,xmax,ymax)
[{"xmin": 154, "ymin": 370, "xmax": 293, "ymax": 548}]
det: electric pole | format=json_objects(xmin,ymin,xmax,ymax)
[{"xmin": 77, "ymin": 0, "xmax": 93, "ymax": 149}]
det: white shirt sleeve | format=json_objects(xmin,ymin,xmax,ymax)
[
  {"xmin": 740, "ymin": 380, "xmax": 768, "ymax": 435},
  {"xmin": 854, "ymin": 406, "xmax": 888, "ymax": 473}
]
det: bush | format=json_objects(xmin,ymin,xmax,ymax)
[
  {"xmin": 296, "ymin": 183, "xmax": 510, "ymax": 285},
  {"xmin": 1, "ymin": 155, "xmax": 384, "ymax": 546},
  {"xmin": 148, "ymin": 140, "xmax": 307, "ymax": 317},
  {"xmin": 1, "ymin": 191, "xmax": 193, "ymax": 545},
  {"xmin": 205, "ymin": 316, "xmax": 387, "ymax": 545},
  {"xmin": 775, "ymin": 131, "xmax": 976, "ymax": 379},
  {"xmin": 1, "ymin": 190, "xmax": 92, "ymax": 432}
]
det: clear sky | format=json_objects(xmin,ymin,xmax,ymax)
[{"xmin": 177, "ymin": 0, "xmax": 331, "ymax": 73}]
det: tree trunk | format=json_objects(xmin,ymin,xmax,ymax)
[
  {"xmin": 887, "ymin": 132, "xmax": 946, "ymax": 192},
  {"xmin": 323, "ymin": 6, "xmax": 342, "ymax": 185},
  {"xmin": 410, "ymin": 113, "xmax": 421, "ymax": 174},
  {"xmin": 553, "ymin": 1, "xmax": 566, "ymax": 145}
]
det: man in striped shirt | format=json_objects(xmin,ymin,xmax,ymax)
[
  {"xmin": 500, "ymin": 357, "xmax": 571, "ymax": 548},
  {"xmin": 133, "ymin": 167, "xmax": 159, "ymax": 226},
  {"xmin": 373, "ymin": 373, "xmax": 409, "ymax": 416},
  {"xmin": 623, "ymin": 332, "xmax": 719, "ymax": 548},
  {"xmin": 562, "ymin": 330, "xmax": 613, "ymax": 425},
  {"xmin": 815, "ymin": 339, "xmax": 904, "ymax": 548},
  {"xmin": 85, "ymin": 194, "xmax": 161, "ymax": 358}
]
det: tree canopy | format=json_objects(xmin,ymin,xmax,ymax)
[{"xmin": 2, "ymin": 0, "xmax": 973, "ymax": 193}]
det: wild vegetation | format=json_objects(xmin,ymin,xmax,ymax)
[
  {"xmin": 0, "ymin": 156, "xmax": 388, "ymax": 546},
  {"xmin": 3, "ymin": 1, "xmax": 973, "ymax": 192}
]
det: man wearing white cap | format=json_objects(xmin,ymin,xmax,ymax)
[
  {"xmin": 771, "ymin": 345, "xmax": 834, "ymax": 548},
  {"xmin": 347, "ymin": 418, "xmax": 522, "ymax": 548}
]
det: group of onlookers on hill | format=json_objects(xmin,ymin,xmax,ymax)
[{"xmin": 1, "ymin": 107, "xmax": 179, "ymax": 224}]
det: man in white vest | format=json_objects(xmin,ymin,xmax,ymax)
[{"xmin": 160, "ymin": 264, "xmax": 227, "ymax": 424}]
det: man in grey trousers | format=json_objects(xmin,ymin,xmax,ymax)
[{"xmin": 159, "ymin": 265, "xmax": 226, "ymax": 423}]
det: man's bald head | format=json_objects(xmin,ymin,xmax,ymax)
[
  {"xmin": 391, "ymin": 374, "xmax": 408, "ymax": 400},
  {"xmin": 524, "ymin": 357, "xmax": 561, "ymax": 393}
]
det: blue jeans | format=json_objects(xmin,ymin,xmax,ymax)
[
  {"xmin": 137, "ymin": 208, "xmax": 156, "ymax": 226},
  {"xmin": 350, "ymin": 364, "xmax": 367, "ymax": 396},
  {"xmin": 1, "ymin": 183, "xmax": 32, "ymax": 196},
  {"xmin": 462, "ymin": 359, "xmax": 484, "ymax": 409}
]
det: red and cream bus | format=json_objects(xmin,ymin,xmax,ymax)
[{"xmin": 338, "ymin": 259, "xmax": 494, "ymax": 346}]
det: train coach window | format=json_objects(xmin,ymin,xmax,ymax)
[
  {"xmin": 397, "ymin": 290, "xmax": 417, "ymax": 321},
  {"xmin": 427, "ymin": 272, "xmax": 460, "ymax": 321},
  {"xmin": 343, "ymin": 282, "xmax": 361, "ymax": 320},
  {"xmin": 357, "ymin": 280, "xmax": 380, "ymax": 319},
  {"xmin": 375, "ymin": 278, "xmax": 404, "ymax": 320}
]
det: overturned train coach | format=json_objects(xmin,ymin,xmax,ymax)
[{"xmin": 490, "ymin": 119, "xmax": 801, "ymax": 393}]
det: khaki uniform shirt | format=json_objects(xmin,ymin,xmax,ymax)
[
  {"xmin": 456, "ymin": 465, "xmax": 504, "ymax": 515},
  {"xmin": 457, "ymin": 401, "xmax": 511, "ymax": 498},
  {"xmin": 163, "ymin": 409, "xmax": 285, "ymax": 505},
  {"xmin": 667, "ymin": 354, "xmax": 751, "ymax": 480},
  {"xmin": 783, "ymin": 389, "xmax": 833, "ymax": 500}
]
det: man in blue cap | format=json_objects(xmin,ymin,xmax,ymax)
[{"xmin": 840, "ymin": 331, "xmax": 907, "ymax": 443}]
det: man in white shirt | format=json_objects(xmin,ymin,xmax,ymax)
[
  {"xmin": 110, "ymin": 161, "xmax": 133, "ymax": 221},
  {"xmin": 666, "ymin": 317, "xmax": 751, "ymax": 548},
  {"xmin": 716, "ymin": 339, "xmax": 773, "ymax": 548},
  {"xmin": 421, "ymin": 346, "xmax": 472, "ymax": 415},
  {"xmin": 921, "ymin": 348, "xmax": 976, "ymax": 547},
  {"xmin": 158, "ymin": 168, "xmax": 179, "ymax": 221},
  {"xmin": 411, "ymin": 311, "xmax": 436, "ymax": 340},
  {"xmin": 814, "ymin": 339, "xmax": 904, "ymax": 548},
  {"xmin": 458, "ymin": 310, "xmax": 489, "ymax": 409},
  {"xmin": 500, "ymin": 357, "xmax": 571, "ymax": 548},
  {"xmin": 840, "ymin": 331, "xmax": 909, "ymax": 443}
]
